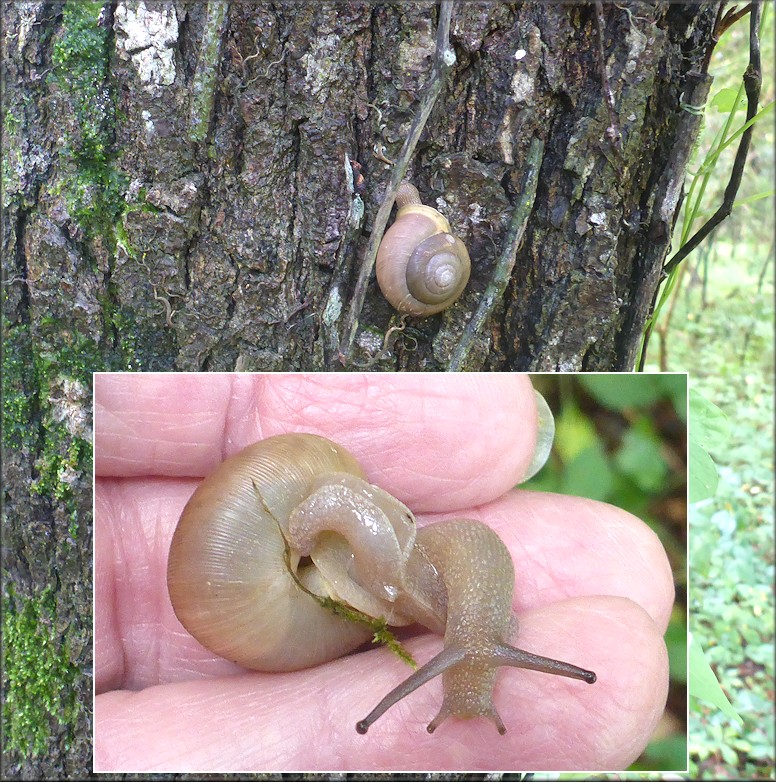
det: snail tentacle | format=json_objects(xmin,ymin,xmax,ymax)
[{"xmin": 355, "ymin": 645, "xmax": 467, "ymax": 735}]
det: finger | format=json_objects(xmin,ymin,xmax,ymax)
[
  {"xmin": 94, "ymin": 596, "xmax": 667, "ymax": 772},
  {"xmin": 95, "ymin": 477, "xmax": 244, "ymax": 694},
  {"xmin": 96, "ymin": 479, "xmax": 670, "ymax": 691},
  {"xmin": 94, "ymin": 373, "xmax": 233, "ymax": 478},
  {"xmin": 94, "ymin": 373, "xmax": 540, "ymax": 512},
  {"xmin": 344, "ymin": 596, "xmax": 667, "ymax": 771}
]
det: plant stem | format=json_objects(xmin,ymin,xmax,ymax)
[
  {"xmin": 338, "ymin": 0, "xmax": 455, "ymax": 364},
  {"xmin": 448, "ymin": 138, "xmax": 545, "ymax": 371}
]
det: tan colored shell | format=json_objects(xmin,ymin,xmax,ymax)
[
  {"xmin": 167, "ymin": 434, "xmax": 375, "ymax": 671},
  {"xmin": 167, "ymin": 432, "xmax": 596, "ymax": 734},
  {"xmin": 376, "ymin": 181, "xmax": 471, "ymax": 316}
]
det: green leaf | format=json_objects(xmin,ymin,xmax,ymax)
[
  {"xmin": 697, "ymin": 100, "xmax": 775, "ymax": 174},
  {"xmin": 710, "ymin": 508, "xmax": 737, "ymax": 537},
  {"xmin": 720, "ymin": 743, "xmax": 739, "ymax": 765},
  {"xmin": 554, "ymin": 401, "xmax": 597, "ymax": 462},
  {"xmin": 696, "ymin": 188, "xmax": 776, "ymax": 214},
  {"xmin": 580, "ymin": 374, "xmax": 666, "ymax": 410},
  {"xmin": 633, "ymin": 734, "xmax": 689, "ymax": 772},
  {"xmin": 710, "ymin": 86, "xmax": 745, "ymax": 113},
  {"xmin": 520, "ymin": 468, "xmax": 562, "ymax": 494},
  {"xmin": 689, "ymin": 441, "xmax": 719, "ymax": 502},
  {"xmin": 657, "ymin": 374, "xmax": 688, "ymax": 423},
  {"xmin": 562, "ymin": 441, "xmax": 614, "ymax": 501},
  {"xmin": 615, "ymin": 422, "xmax": 669, "ymax": 492},
  {"xmin": 665, "ymin": 611, "xmax": 688, "ymax": 684},
  {"xmin": 689, "ymin": 633, "xmax": 743, "ymax": 724},
  {"xmin": 689, "ymin": 388, "xmax": 730, "ymax": 452}
]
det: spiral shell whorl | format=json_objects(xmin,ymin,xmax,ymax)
[
  {"xmin": 406, "ymin": 233, "xmax": 470, "ymax": 306},
  {"xmin": 376, "ymin": 181, "xmax": 471, "ymax": 317},
  {"xmin": 167, "ymin": 433, "xmax": 374, "ymax": 671}
]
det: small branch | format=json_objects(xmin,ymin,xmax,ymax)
[
  {"xmin": 189, "ymin": 1, "xmax": 230, "ymax": 144},
  {"xmin": 338, "ymin": 0, "xmax": 456, "ymax": 364},
  {"xmin": 718, "ymin": 3, "xmax": 752, "ymax": 38},
  {"xmin": 662, "ymin": 1, "xmax": 762, "ymax": 278},
  {"xmin": 702, "ymin": 4, "xmax": 728, "ymax": 73},
  {"xmin": 448, "ymin": 138, "xmax": 545, "ymax": 371},
  {"xmin": 637, "ymin": 285, "xmax": 660, "ymax": 372},
  {"xmin": 640, "ymin": 1, "xmax": 762, "ymax": 371}
]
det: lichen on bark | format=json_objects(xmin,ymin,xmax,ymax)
[{"xmin": 4, "ymin": 2, "xmax": 725, "ymax": 373}]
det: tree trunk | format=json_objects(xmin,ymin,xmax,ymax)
[
  {"xmin": 1, "ymin": 0, "xmax": 721, "ymax": 775},
  {"xmin": 4, "ymin": 0, "xmax": 720, "ymax": 374}
]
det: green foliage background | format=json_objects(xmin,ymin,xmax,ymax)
[
  {"xmin": 527, "ymin": 7, "xmax": 775, "ymax": 782},
  {"xmin": 646, "ymin": 7, "xmax": 774, "ymax": 781},
  {"xmin": 525, "ymin": 374, "xmax": 688, "ymax": 773}
]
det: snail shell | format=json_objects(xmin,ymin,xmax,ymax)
[
  {"xmin": 376, "ymin": 181, "xmax": 471, "ymax": 316},
  {"xmin": 167, "ymin": 434, "xmax": 377, "ymax": 671},
  {"xmin": 167, "ymin": 431, "xmax": 596, "ymax": 734}
]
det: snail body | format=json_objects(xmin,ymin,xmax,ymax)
[
  {"xmin": 167, "ymin": 433, "xmax": 596, "ymax": 734},
  {"xmin": 376, "ymin": 181, "xmax": 471, "ymax": 316}
]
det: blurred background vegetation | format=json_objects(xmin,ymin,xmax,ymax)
[
  {"xmin": 525, "ymin": 374, "xmax": 688, "ymax": 773},
  {"xmin": 524, "ymin": 6, "xmax": 774, "ymax": 781},
  {"xmin": 643, "ymin": 5, "xmax": 774, "ymax": 781}
]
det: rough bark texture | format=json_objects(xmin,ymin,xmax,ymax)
[
  {"xmin": 1, "ymin": 0, "xmax": 720, "ymax": 776},
  {"xmin": 3, "ymin": 1, "xmax": 721, "ymax": 374}
]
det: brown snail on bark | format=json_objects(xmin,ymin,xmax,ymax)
[
  {"xmin": 376, "ymin": 181, "xmax": 471, "ymax": 316},
  {"xmin": 167, "ymin": 411, "xmax": 596, "ymax": 735}
]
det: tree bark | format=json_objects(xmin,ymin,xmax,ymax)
[
  {"xmin": 3, "ymin": 0, "xmax": 721, "ymax": 374},
  {"xmin": 1, "ymin": 0, "xmax": 722, "ymax": 775}
]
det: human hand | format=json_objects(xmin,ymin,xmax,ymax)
[{"xmin": 93, "ymin": 373, "xmax": 672, "ymax": 772}]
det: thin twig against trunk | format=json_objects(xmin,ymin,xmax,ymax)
[
  {"xmin": 338, "ymin": 0, "xmax": 455, "ymax": 364},
  {"xmin": 639, "ymin": 2, "xmax": 761, "ymax": 370},
  {"xmin": 661, "ymin": 2, "xmax": 761, "ymax": 278},
  {"xmin": 448, "ymin": 138, "xmax": 545, "ymax": 371}
]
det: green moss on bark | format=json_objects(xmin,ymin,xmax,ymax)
[
  {"xmin": 51, "ymin": 1, "xmax": 128, "ymax": 245},
  {"xmin": 1, "ymin": 324, "xmax": 38, "ymax": 452},
  {"xmin": 2, "ymin": 323, "xmax": 94, "ymax": 757},
  {"xmin": 2, "ymin": 322, "xmax": 95, "ymax": 532},
  {"xmin": 2, "ymin": 584, "xmax": 80, "ymax": 757}
]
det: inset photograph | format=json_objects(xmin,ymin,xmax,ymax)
[{"xmin": 93, "ymin": 372, "xmax": 686, "ymax": 773}]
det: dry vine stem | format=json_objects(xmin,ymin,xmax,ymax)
[
  {"xmin": 448, "ymin": 138, "xmax": 545, "ymax": 371},
  {"xmin": 639, "ymin": 2, "xmax": 762, "ymax": 369},
  {"xmin": 661, "ymin": 2, "xmax": 761, "ymax": 277},
  {"xmin": 339, "ymin": 0, "xmax": 456, "ymax": 363}
]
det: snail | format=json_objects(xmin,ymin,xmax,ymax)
[
  {"xmin": 375, "ymin": 180, "xmax": 471, "ymax": 316},
  {"xmin": 167, "ymin": 428, "xmax": 596, "ymax": 735}
]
